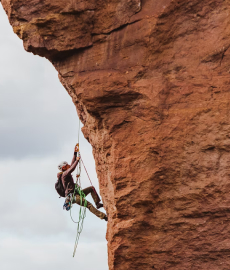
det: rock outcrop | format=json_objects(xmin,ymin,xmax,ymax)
[{"xmin": 2, "ymin": 0, "xmax": 230, "ymax": 269}]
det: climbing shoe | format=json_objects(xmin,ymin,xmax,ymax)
[
  {"xmin": 104, "ymin": 215, "xmax": 108, "ymax": 221},
  {"xmin": 96, "ymin": 202, "xmax": 103, "ymax": 209}
]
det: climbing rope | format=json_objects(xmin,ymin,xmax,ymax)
[
  {"xmin": 80, "ymin": 154, "xmax": 93, "ymax": 186},
  {"xmin": 68, "ymin": 119, "xmax": 101, "ymax": 256},
  {"xmin": 79, "ymin": 153, "xmax": 100, "ymax": 202},
  {"xmin": 70, "ymin": 185, "xmax": 87, "ymax": 257},
  {"xmin": 69, "ymin": 121, "xmax": 88, "ymax": 257}
]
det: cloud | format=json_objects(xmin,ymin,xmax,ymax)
[
  {"xmin": 0, "ymin": 143, "xmax": 107, "ymax": 240},
  {"xmin": 0, "ymin": 5, "xmax": 108, "ymax": 270},
  {"xmin": 0, "ymin": 8, "xmax": 79, "ymax": 160},
  {"xmin": 0, "ymin": 236, "xmax": 108, "ymax": 270}
]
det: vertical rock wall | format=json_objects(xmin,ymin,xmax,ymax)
[{"xmin": 2, "ymin": 0, "xmax": 230, "ymax": 269}]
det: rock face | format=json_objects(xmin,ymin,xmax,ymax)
[{"xmin": 2, "ymin": 0, "xmax": 230, "ymax": 269}]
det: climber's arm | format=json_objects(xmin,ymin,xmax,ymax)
[
  {"xmin": 70, "ymin": 153, "xmax": 76, "ymax": 166},
  {"xmin": 70, "ymin": 144, "xmax": 79, "ymax": 165},
  {"xmin": 65, "ymin": 157, "xmax": 80, "ymax": 175}
]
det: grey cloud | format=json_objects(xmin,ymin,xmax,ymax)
[
  {"xmin": 0, "ymin": 5, "xmax": 108, "ymax": 270},
  {"xmin": 0, "ymin": 238, "xmax": 108, "ymax": 270},
  {"xmin": 0, "ymin": 8, "xmax": 80, "ymax": 160},
  {"xmin": 0, "ymin": 157, "xmax": 106, "ymax": 239},
  {"xmin": 0, "ymin": 61, "xmax": 79, "ymax": 159}
]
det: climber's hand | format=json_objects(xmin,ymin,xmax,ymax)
[{"xmin": 77, "ymin": 157, "xmax": 80, "ymax": 161}]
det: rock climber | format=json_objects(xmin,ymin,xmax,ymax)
[{"xmin": 57, "ymin": 145, "xmax": 108, "ymax": 221}]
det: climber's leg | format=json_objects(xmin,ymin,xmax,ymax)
[
  {"xmin": 82, "ymin": 186, "xmax": 103, "ymax": 209},
  {"xmin": 73, "ymin": 194, "xmax": 106, "ymax": 220}
]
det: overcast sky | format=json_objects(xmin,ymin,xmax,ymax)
[{"xmin": 0, "ymin": 5, "xmax": 108, "ymax": 270}]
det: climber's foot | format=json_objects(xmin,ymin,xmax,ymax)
[
  {"xmin": 103, "ymin": 215, "xmax": 108, "ymax": 222},
  {"xmin": 96, "ymin": 202, "xmax": 103, "ymax": 209}
]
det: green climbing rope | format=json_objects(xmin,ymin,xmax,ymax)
[
  {"xmin": 69, "ymin": 120, "xmax": 88, "ymax": 257},
  {"xmin": 70, "ymin": 185, "xmax": 87, "ymax": 257}
]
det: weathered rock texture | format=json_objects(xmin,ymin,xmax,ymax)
[{"xmin": 2, "ymin": 0, "xmax": 230, "ymax": 269}]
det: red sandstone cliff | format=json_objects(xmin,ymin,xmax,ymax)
[{"xmin": 2, "ymin": 0, "xmax": 230, "ymax": 269}]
